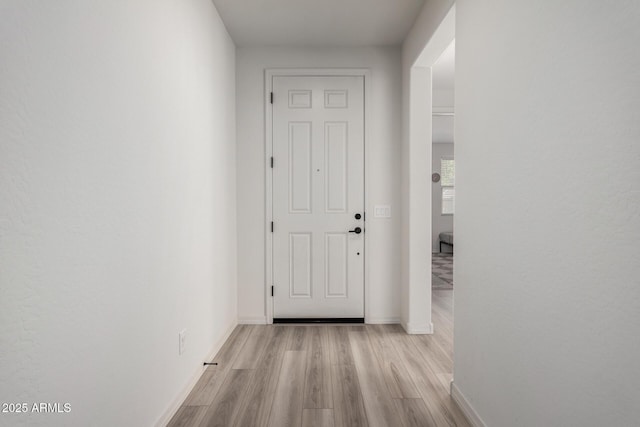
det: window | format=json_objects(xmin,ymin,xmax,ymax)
[{"xmin": 441, "ymin": 158, "xmax": 455, "ymax": 214}]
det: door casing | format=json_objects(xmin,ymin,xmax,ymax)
[{"xmin": 265, "ymin": 68, "xmax": 371, "ymax": 324}]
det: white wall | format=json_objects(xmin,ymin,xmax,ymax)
[
  {"xmin": 432, "ymin": 115, "xmax": 455, "ymax": 144},
  {"xmin": 433, "ymin": 89, "xmax": 455, "ymax": 109},
  {"xmin": 453, "ymin": 1, "xmax": 640, "ymax": 426},
  {"xmin": 0, "ymin": 1, "xmax": 236, "ymax": 426},
  {"xmin": 236, "ymin": 47, "xmax": 402, "ymax": 324},
  {"xmin": 432, "ymin": 143, "xmax": 454, "ymax": 253}
]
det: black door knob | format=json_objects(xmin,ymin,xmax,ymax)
[{"xmin": 349, "ymin": 227, "xmax": 362, "ymax": 234}]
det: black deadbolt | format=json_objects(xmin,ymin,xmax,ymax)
[{"xmin": 355, "ymin": 213, "xmax": 362, "ymax": 220}]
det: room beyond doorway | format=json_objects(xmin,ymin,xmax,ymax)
[{"xmin": 431, "ymin": 37, "xmax": 455, "ymax": 300}]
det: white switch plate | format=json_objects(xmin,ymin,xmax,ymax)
[
  {"xmin": 374, "ymin": 205, "xmax": 391, "ymax": 218},
  {"xmin": 179, "ymin": 329, "xmax": 186, "ymax": 355}
]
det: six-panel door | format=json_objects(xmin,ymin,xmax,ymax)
[{"xmin": 272, "ymin": 76, "xmax": 365, "ymax": 318}]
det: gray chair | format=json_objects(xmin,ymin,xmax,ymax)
[{"xmin": 439, "ymin": 231, "xmax": 453, "ymax": 253}]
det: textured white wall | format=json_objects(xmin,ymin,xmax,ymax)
[
  {"xmin": 454, "ymin": 1, "xmax": 640, "ymax": 426},
  {"xmin": 236, "ymin": 47, "xmax": 402, "ymax": 324},
  {"xmin": 0, "ymin": 1, "xmax": 236, "ymax": 426},
  {"xmin": 432, "ymin": 143, "xmax": 454, "ymax": 253}
]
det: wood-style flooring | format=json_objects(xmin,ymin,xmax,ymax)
[{"xmin": 167, "ymin": 290, "xmax": 469, "ymax": 427}]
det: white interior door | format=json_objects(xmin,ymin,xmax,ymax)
[{"xmin": 272, "ymin": 75, "xmax": 365, "ymax": 319}]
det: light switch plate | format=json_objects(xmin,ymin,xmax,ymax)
[{"xmin": 374, "ymin": 205, "xmax": 391, "ymax": 218}]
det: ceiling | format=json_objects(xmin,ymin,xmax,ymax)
[{"xmin": 212, "ymin": 0, "xmax": 426, "ymax": 47}]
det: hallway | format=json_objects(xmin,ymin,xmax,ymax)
[
  {"xmin": 3, "ymin": 1, "xmax": 639, "ymax": 426},
  {"xmin": 169, "ymin": 290, "xmax": 467, "ymax": 427}
]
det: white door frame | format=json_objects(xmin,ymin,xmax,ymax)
[{"xmin": 264, "ymin": 68, "xmax": 371, "ymax": 324}]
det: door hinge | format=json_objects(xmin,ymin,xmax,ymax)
[
  {"xmin": 270, "ymin": 92, "xmax": 273, "ymax": 104},
  {"xmin": 270, "ymin": 157, "xmax": 274, "ymax": 168},
  {"xmin": 271, "ymin": 221, "xmax": 274, "ymax": 232},
  {"xmin": 271, "ymin": 285, "xmax": 274, "ymax": 297}
]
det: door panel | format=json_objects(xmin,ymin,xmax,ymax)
[
  {"xmin": 289, "ymin": 233, "xmax": 312, "ymax": 298},
  {"xmin": 288, "ymin": 122, "xmax": 312, "ymax": 213},
  {"xmin": 272, "ymin": 75, "xmax": 364, "ymax": 319},
  {"xmin": 325, "ymin": 122, "xmax": 348, "ymax": 213},
  {"xmin": 325, "ymin": 232, "xmax": 348, "ymax": 298}
]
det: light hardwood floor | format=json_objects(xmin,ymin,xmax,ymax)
[{"xmin": 168, "ymin": 290, "xmax": 469, "ymax": 427}]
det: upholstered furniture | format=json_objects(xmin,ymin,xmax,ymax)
[{"xmin": 439, "ymin": 231, "xmax": 454, "ymax": 253}]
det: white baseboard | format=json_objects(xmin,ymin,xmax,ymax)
[
  {"xmin": 238, "ymin": 316, "xmax": 268, "ymax": 324},
  {"xmin": 154, "ymin": 321, "xmax": 237, "ymax": 427},
  {"xmin": 365, "ymin": 317, "xmax": 401, "ymax": 324},
  {"xmin": 451, "ymin": 381, "xmax": 486, "ymax": 427},
  {"xmin": 401, "ymin": 321, "xmax": 434, "ymax": 334}
]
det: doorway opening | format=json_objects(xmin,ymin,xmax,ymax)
[
  {"xmin": 406, "ymin": 0, "xmax": 457, "ymax": 397},
  {"xmin": 404, "ymin": 4, "xmax": 455, "ymax": 334}
]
